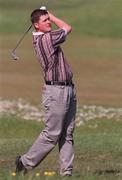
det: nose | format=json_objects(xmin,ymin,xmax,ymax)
[{"xmin": 47, "ymin": 19, "xmax": 51, "ymax": 23}]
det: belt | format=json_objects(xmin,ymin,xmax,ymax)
[{"xmin": 45, "ymin": 80, "xmax": 73, "ymax": 86}]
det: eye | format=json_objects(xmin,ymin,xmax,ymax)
[{"xmin": 44, "ymin": 17, "xmax": 50, "ymax": 22}]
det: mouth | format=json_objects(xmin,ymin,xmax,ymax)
[
  {"xmin": 47, "ymin": 23, "xmax": 51, "ymax": 28},
  {"xmin": 47, "ymin": 26, "xmax": 52, "ymax": 31},
  {"xmin": 47, "ymin": 25, "xmax": 51, "ymax": 28}
]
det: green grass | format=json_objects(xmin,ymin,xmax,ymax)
[
  {"xmin": 0, "ymin": 0, "xmax": 122, "ymax": 106},
  {"xmin": 0, "ymin": 115, "xmax": 122, "ymax": 179},
  {"xmin": 1, "ymin": 1, "xmax": 122, "ymax": 179},
  {"xmin": 0, "ymin": 0, "xmax": 122, "ymax": 37}
]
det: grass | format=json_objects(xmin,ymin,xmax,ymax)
[
  {"xmin": 0, "ymin": 0, "xmax": 122, "ymax": 106},
  {"xmin": 0, "ymin": 115, "xmax": 122, "ymax": 179},
  {"xmin": 0, "ymin": 0, "xmax": 122, "ymax": 38},
  {"xmin": 1, "ymin": 35, "xmax": 122, "ymax": 106},
  {"xmin": 0, "ymin": 1, "xmax": 122, "ymax": 179}
]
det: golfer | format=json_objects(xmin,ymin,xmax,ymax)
[{"xmin": 15, "ymin": 8, "xmax": 77, "ymax": 177}]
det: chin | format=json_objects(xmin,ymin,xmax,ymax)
[{"xmin": 47, "ymin": 27, "xmax": 52, "ymax": 32}]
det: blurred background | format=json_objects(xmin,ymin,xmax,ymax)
[
  {"xmin": 0, "ymin": 0, "xmax": 122, "ymax": 107},
  {"xmin": 0, "ymin": 1, "xmax": 122, "ymax": 179}
]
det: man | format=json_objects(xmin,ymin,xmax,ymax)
[{"xmin": 15, "ymin": 8, "xmax": 77, "ymax": 177}]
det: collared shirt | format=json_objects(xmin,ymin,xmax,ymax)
[{"xmin": 32, "ymin": 28, "xmax": 73, "ymax": 82}]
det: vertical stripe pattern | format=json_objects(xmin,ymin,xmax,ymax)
[{"xmin": 33, "ymin": 29, "xmax": 73, "ymax": 81}]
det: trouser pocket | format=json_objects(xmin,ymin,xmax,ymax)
[{"xmin": 42, "ymin": 85, "xmax": 51, "ymax": 109}]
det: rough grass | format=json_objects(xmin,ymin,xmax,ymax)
[{"xmin": 0, "ymin": 115, "xmax": 122, "ymax": 179}]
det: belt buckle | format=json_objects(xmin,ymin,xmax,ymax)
[{"xmin": 51, "ymin": 81, "xmax": 53, "ymax": 85}]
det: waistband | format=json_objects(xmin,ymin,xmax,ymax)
[{"xmin": 45, "ymin": 80, "xmax": 74, "ymax": 86}]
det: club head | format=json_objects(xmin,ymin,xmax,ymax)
[
  {"xmin": 11, "ymin": 50, "xmax": 19, "ymax": 60},
  {"xmin": 40, "ymin": 6, "xmax": 47, "ymax": 10}
]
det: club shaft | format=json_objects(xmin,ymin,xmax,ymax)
[{"xmin": 12, "ymin": 24, "xmax": 32, "ymax": 52}]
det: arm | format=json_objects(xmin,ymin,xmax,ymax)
[{"xmin": 48, "ymin": 12, "xmax": 72, "ymax": 34}]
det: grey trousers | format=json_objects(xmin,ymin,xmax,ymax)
[{"xmin": 21, "ymin": 84, "xmax": 77, "ymax": 176}]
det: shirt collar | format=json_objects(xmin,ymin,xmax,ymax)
[{"xmin": 32, "ymin": 31, "xmax": 44, "ymax": 36}]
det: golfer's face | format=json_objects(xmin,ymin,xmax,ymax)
[{"xmin": 36, "ymin": 14, "xmax": 52, "ymax": 32}]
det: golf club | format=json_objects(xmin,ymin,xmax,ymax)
[{"xmin": 11, "ymin": 6, "xmax": 46, "ymax": 60}]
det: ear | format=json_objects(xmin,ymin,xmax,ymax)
[{"xmin": 34, "ymin": 22, "xmax": 39, "ymax": 29}]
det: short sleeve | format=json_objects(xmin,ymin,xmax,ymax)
[{"xmin": 50, "ymin": 29, "xmax": 67, "ymax": 47}]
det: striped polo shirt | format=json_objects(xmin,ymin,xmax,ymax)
[{"xmin": 32, "ymin": 28, "xmax": 73, "ymax": 82}]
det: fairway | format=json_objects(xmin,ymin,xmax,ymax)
[{"xmin": 0, "ymin": 0, "xmax": 122, "ymax": 106}]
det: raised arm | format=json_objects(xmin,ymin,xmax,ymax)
[{"xmin": 48, "ymin": 12, "xmax": 72, "ymax": 34}]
